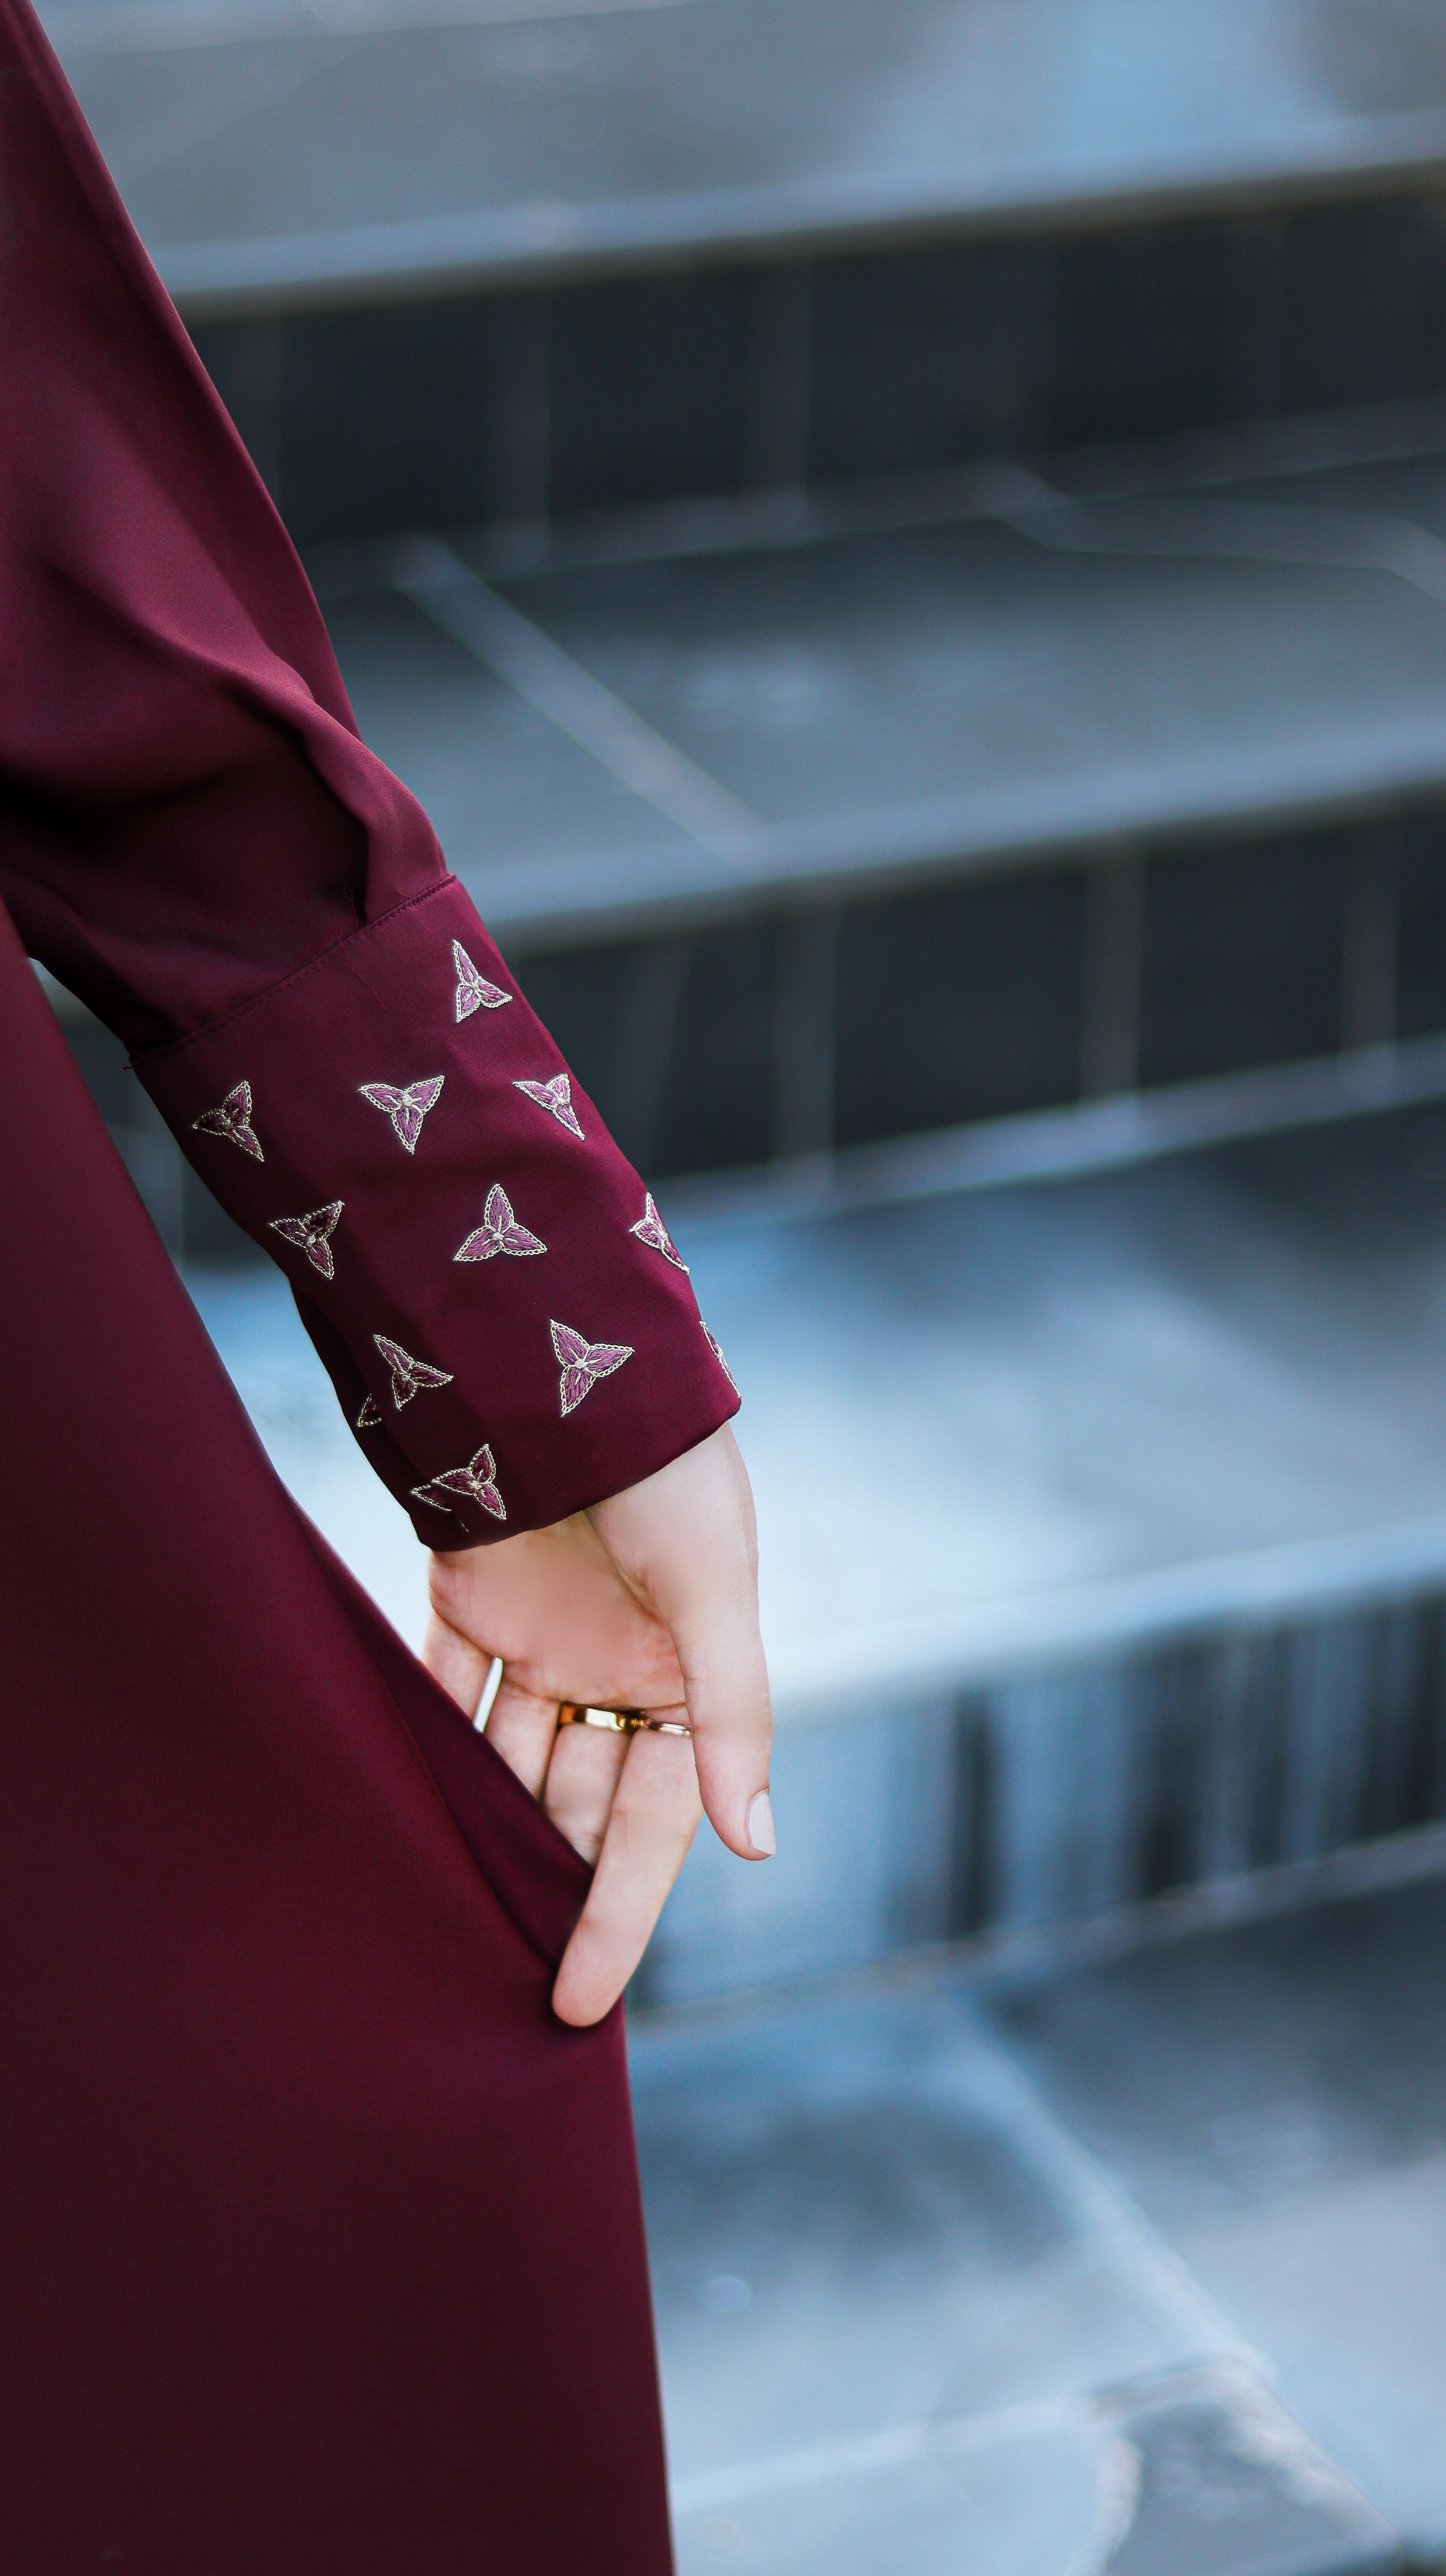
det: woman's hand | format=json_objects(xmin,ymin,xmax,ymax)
[{"xmin": 422, "ymin": 1424, "xmax": 772, "ymax": 2026}]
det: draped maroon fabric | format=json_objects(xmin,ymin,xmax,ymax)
[
  {"xmin": 0, "ymin": 0, "xmax": 735, "ymax": 1543},
  {"xmin": 0, "ymin": 3, "xmax": 735, "ymax": 2563}
]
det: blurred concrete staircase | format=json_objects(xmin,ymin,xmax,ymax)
[
  {"xmin": 48, "ymin": 0, "xmax": 1446, "ymax": 1191},
  {"xmin": 43, "ymin": 0, "xmax": 1446, "ymax": 2016},
  {"xmin": 40, "ymin": 22, "xmax": 1446, "ymax": 2555}
]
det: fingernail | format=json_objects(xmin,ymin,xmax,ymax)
[{"xmin": 746, "ymin": 1791, "xmax": 776, "ymax": 1857}]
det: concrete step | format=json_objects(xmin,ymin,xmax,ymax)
[
  {"xmin": 173, "ymin": 1095, "xmax": 1446, "ymax": 2003},
  {"xmin": 298, "ymin": 412, "xmax": 1446, "ymax": 1178},
  {"xmin": 632, "ymin": 1879, "xmax": 1446, "ymax": 2569},
  {"xmin": 48, "ymin": 405, "xmax": 1446, "ymax": 1215},
  {"xmin": 41, "ymin": 0, "xmax": 1446, "ymax": 542},
  {"xmin": 51, "ymin": 3, "xmax": 1446, "ymax": 1189}
]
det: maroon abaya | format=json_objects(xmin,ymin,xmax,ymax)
[{"xmin": 0, "ymin": 5, "xmax": 738, "ymax": 2565}]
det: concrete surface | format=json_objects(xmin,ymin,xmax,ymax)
[
  {"xmin": 187, "ymin": 1105, "xmax": 1446, "ymax": 1706},
  {"xmin": 631, "ymin": 1871, "xmax": 1445, "ymax": 2567},
  {"xmin": 39, "ymin": 0, "xmax": 1446, "ymax": 305},
  {"xmin": 307, "ymin": 437, "xmax": 1446, "ymax": 947},
  {"xmin": 983, "ymin": 1867, "xmax": 1446, "ymax": 2548},
  {"xmin": 182, "ymin": 1105, "xmax": 1446, "ymax": 2000}
]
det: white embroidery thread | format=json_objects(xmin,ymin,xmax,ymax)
[
  {"xmin": 356, "ymin": 1394, "xmax": 383, "ymax": 1429},
  {"xmin": 454, "ymin": 1182, "xmax": 546, "ymax": 1263},
  {"xmin": 453, "ymin": 941, "xmax": 512, "ymax": 1022},
  {"xmin": 513, "ymin": 1072, "xmax": 584, "ymax": 1139},
  {"xmin": 551, "ymin": 1318, "xmax": 634, "ymax": 1416},
  {"xmin": 629, "ymin": 1191, "xmax": 689, "ymax": 1272},
  {"xmin": 373, "ymin": 1332, "xmax": 455, "ymax": 1410},
  {"xmin": 269, "ymin": 1200, "xmax": 344, "ymax": 1280},
  {"xmin": 192, "ymin": 1079, "xmax": 263, "ymax": 1162},
  {"xmin": 702, "ymin": 1322, "xmax": 738, "ymax": 1393},
  {"xmin": 358, "ymin": 1076, "xmax": 445, "ymax": 1154},
  {"xmin": 412, "ymin": 1443, "xmax": 506, "ymax": 1524}
]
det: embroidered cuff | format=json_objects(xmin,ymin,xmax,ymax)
[{"xmin": 137, "ymin": 876, "xmax": 739, "ymax": 1543}]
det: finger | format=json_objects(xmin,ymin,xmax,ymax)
[
  {"xmin": 542, "ymin": 1719, "xmax": 630, "ymax": 1864},
  {"xmin": 482, "ymin": 1677, "xmax": 560, "ymax": 1800},
  {"xmin": 593, "ymin": 1429, "xmax": 773, "ymax": 1864},
  {"xmin": 420, "ymin": 1605, "xmax": 495, "ymax": 1721},
  {"xmin": 551, "ymin": 1729, "xmax": 703, "ymax": 2026},
  {"xmin": 676, "ymin": 1607, "xmax": 774, "ymax": 1865}
]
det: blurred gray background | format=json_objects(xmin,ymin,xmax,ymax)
[{"xmin": 39, "ymin": 0, "xmax": 1446, "ymax": 2563}]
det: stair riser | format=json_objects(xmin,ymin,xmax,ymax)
[
  {"xmin": 73, "ymin": 796, "xmax": 1446, "ymax": 1244},
  {"xmin": 644, "ymin": 1584, "xmax": 1446, "ymax": 2006},
  {"xmin": 196, "ymin": 194, "xmax": 1446, "ymax": 547},
  {"xmin": 513, "ymin": 802, "xmax": 1446, "ymax": 1180}
]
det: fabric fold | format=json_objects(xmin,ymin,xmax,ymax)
[{"xmin": 0, "ymin": 897, "xmax": 673, "ymax": 2575}]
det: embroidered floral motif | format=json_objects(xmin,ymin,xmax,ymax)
[
  {"xmin": 629, "ymin": 1191, "xmax": 689, "ymax": 1272},
  {"xmin": 453, "ymin": 941, "xmax": 512, "ymax": 1021},
  {"xmin": 269, "ymin": 1200, "xmax": 344, "ymax": 1280},
  {"xmin": 702, "ymin": 1323, "xmax": 738, "ymax": 1393},
  {"xmin": 373, "ymin": 1332, "xmax": 454, "ymax": 1410},
  {"xmin": 412, "ymin": 1443, "xmax": 506, "ymax": 1524},
  {"xmin": 454, "ymin": 1183, "xmax": 546, "ymax": 1263},
  {"xmin": 551, "ymin": 1318, "xmax": 634, "ymax": 1416},
  {"xmin": 192, "ymin": 1079, "xmax": 263, "ymax": 1162},
  {"xmin": 358, "ymin": 1076, "xmax": 445, "ymax": 1154},
  {"xmin": 513, "ymin": 1072, "xmax": 584, "ymax": 1139},
  {"xmin": 356, "ymin": 1394, "xmax": 383, "ymax": 1429}
]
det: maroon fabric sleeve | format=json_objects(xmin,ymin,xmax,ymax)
[
  {"xmin": 140, "ymin": 873, "xmax": 734, "ymax": 1537},
  {"xmin": 0, "ymin": 0, "xmax": 737, "ymax": 1542}
]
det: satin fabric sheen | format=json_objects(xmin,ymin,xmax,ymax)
[{"xmin": 0, "ymin": 0, "xmax": 722, "ymax": 2561}]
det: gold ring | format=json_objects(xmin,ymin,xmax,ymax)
[{"xmin": 557, "ymin": 1704, "xmax": 693, "ymax": 1738}]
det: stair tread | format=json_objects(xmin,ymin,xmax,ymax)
[
  {"xmin": 325, "ymin": 586, "xmax": 689, "ymax": 880},
  {"xmin": 677, "ymin": 1107, "xmax": 1446, "ymax": 1718},
  {"xmin": 319, "ymin": 448, "xmax": 1446, "ymax": 944},
  {"xmin": 189, "ymin": 1103, "xmax": 1446, "ymax": 1721},
  {"xmin": 44, "ymin": 0, "xmax": 1446, "ymax": 308}
]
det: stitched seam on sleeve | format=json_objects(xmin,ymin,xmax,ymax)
[{"xmin": 130, "ymin": 876, "xmax": 459, "ymax": 1070}]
